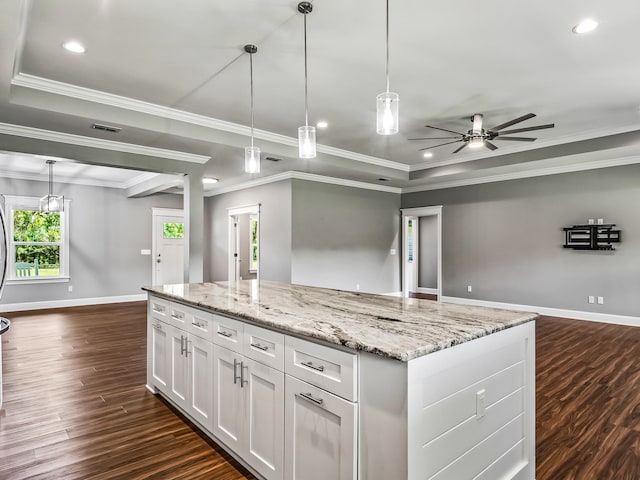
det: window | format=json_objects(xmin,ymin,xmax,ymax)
[
  {"xmin": 163, "ymin": 222, "xmax": 184, "ymax": 239},
  {"xmin": 249, "ymin": 215, "xmax": 258, "ymax": 272},
  {"xmin": 5, "ymin": 195, "xmax": 70, "ymax": 283}
]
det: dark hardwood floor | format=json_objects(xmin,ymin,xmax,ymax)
[
  {"xmin": 1, "ymin": 305, "xmax": 639, "ymax": 479},
  {"xmin": 0, "ymin": 303, "xmax": 255, "ymax": 480},
  {"xmin": 409, "ymin": 292, "xmax": 438, "ymax": 301}
]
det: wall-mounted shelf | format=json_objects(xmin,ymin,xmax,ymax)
[{"xmin": 563, "ymin": 224, "xmax": 621, "ymax": 251}]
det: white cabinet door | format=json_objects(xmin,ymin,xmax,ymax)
[
  {"xmin": 167, "ymin": 323, "xmax": 189, "ymax": 408},
  {"xmin": 189, "ymin": 335, "xmax": 214, "ymax": 432},
  {"xmin": 148, "ymin": 319, "xmax": 169, "ymax": 392},
  {"xmin": 244, "ymin": 358, "xmax": 284, "ymax": 480},
  {"xmin": 213, "ymin": 345, "xmax": 244, "ymax": 452},
  {"xmin": 284, "ymin": 375, "xmax": 357, "ymax": 480}
]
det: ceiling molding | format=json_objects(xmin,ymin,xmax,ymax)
[
  {"xmin": 0, "ymin": 168, "xmax": 156, "ymax": 190},
  {"xmin": 11, "ymin": 73, "xmax": 408, "ymax": 172},
  {"xmin": 401, "ymin": 156, "xmax": 640, "ymax": 194},
  {"xmin": 0, "ymin": 121, "xmax": 210, "ymax": 163},
  {"xmin": 408, "ymin": 123, "xmax": 640, "ymax": 172},
  {"xmin": 206, "ymin": 171, "xmax": 402, "ymax": 197}
]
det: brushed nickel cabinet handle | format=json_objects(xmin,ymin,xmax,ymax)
[
  {"xmin": 218, "ymin": 330, "xmax": 233, "ymax": 338},
  {"xmin": 301, "ymin": 361, "xmax": 325, "ymax": 372},
  {"xmin": 233, "ymin": 358, "xmax": 241, "ymax": 384},
  {"xmin": 297, "ymin": 392, "xmax": 324, "ymax": 406},
  {"xmin": 250, "ymin": 342, "xmax": 268, "ymax": 351}
]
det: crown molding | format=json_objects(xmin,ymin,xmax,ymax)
[
  {"xmin": 401, "ymin": 155, "xmax": 640, "ymax": 193},
  {"xmin": 0, "ymin": 167, "xmax": 159, "ymax": 190},
  {"xmin": 206, "ymin": 171, "xmax": 402, "ymax": 197},
  {"xmin": 0, "ymin": 121, "xmax": 210, "ymax": 163},
  {"xmin": 408, "ymin": 123, "xmax": 640, "ymax": 172},
  {"xmin": 11, "ymin": 73, "xmax": 408, "ymax": 172}
]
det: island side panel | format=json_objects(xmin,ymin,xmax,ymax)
[
  {"xmin": 407, "ymin": 322, "xmax": 535, "ymax": 480},
  {"xmin": 358, "ymin": 352, "xmax": 409, "ymax": 480}
]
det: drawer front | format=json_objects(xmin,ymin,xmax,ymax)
[
  {"xmin": 213, "ymin": 315, "xmax": 244, "ymax": 352},
  {"xmin": 285, "ymin": 336, "xmax": 357, "ymax": 402},
  {"xmin": 243, "ymin": 323, "xmax": 285, "ymax": 371},
  {"xmin": 149, "ymin": 296, "xmax": 169, "ymax": 321},
  {"xmin": 168, "ymin": 302, "xmax": 189, "ymax": 329},
  {"xmin": 187, "ymin": 307, "xmax": 215, "ymax": 341}
]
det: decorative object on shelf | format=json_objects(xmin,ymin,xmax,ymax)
[
  {"xmin": 39, "ymin": 159, "xmax": 64, "ymax": 212},
  {"xmin": 297, "ymin": 1, "xmax": 316, "ymax": 159},
  {"xmin": 376, "ymin": 0, "xmax": 399, "ymax": 135},
  {"xmin": 244, "ymin": 44, "xmax": 260, "ymax": 174},
  {"xmin": 563, "ymin": 223, "xmax": 621, "ymax": 251},
  {"xmin": 409, "ymin": 112, "xmax": 554, "ymax": 154}
]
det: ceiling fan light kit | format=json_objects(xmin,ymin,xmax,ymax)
[
  {"xmin": 244, "ymin": 44, "xmax": 260, "ymax": 174},
  {"xmin": 298, "ymin": 2, "xmax": 316, "ymax": 159},
  {"xmin": 376, "ymin": 0, "xmax": 399, "ymax": 135}
]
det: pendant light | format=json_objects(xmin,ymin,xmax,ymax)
[
  {"xmin": 244, "ymin": 44, "xmax": 260, "ymax": 173},
  {"xmin": 376, "ymin": 0, "xmax": 399, "ymax": 135},
  {"xmin": 298, "ymin": 2, "xmax": 316, "ymax": 159},
  {"xmin": 39, "ymin": 160, "xmax": 64, "ymax": 212}
]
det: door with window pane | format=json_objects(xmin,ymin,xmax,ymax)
[{"xmin": 155, "ymin": 215, "xmax": 184, "ymax": 285}]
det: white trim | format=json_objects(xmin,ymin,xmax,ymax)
[
  {"xmin": 416, "ymin": 287, "xmax": 438, "ymax": 295},
  {"xmin": 228, "ymin": 204, "xmax": 260, "ymax": 282},
  {"xmin": 441, "ymin": 296, "xmax": 640, "ymax": 328},
  {"xmin": 0, "ymin": 121, "xmax": 210, "ymax": 164},
  {"xmin": 152, "ymin": 207, "xmax": 184, "ymax": 217},
  {"xmin": 208, "ymin": 171, "xmax": 402, "ymax": 197},
  {"xmin": 382, "ymin": 291, "xmax": 404, "ymax": 297},
  {"xmin": 402, "ymin": 155, "xmax": 640, "ymax": 193},
  {"xmin": 0, "ymin": 293, "xmax": 147, "ymax": 313},
  {"xmin": 0, "ymin": 167, "xmax": 158, "ymax": 190},
  {"xmin": 151, "ymin": 209, "xmax": 184, "ymax": 286},
  {"xmin": 7, "ymin": 276, "xmax": 69, "ymax": 286},
  {"xmin": 227, "ymin": 204, "xmax": 261, "ymax": 216},
  {"xmin": 12, "ymin": 74, "xmax": 407, "ymax": 172}
]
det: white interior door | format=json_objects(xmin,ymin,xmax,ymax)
[
  {"xmin": 153, "ymin": 210, "xmax": 184, "ymax": 285},
  {"xmin": 228, "ymin": 204, "xmax": 260, "ymax": 282}
]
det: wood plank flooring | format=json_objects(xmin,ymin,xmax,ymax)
[
  {"xmin": 0, "ymin": 303, "xmax": 255, "ymax": 480},
  {"xmin": 1, "ymin": 305, "xmax": 639, "ymax": 479}
]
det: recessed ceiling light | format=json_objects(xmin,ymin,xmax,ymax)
[
  {"xmin": 316, "ymin": 121, "xmax": 328, "ymax": 129},
  {"xmin": 572, "ymin": 19, "xmax": 598, "ymax": 34},
  {"xmin": 202, "ymin": 177, "xmax": 219, "ymax": 185},
  {"xmin": 62, "ymin": 41, "xmax": 86, "ymax": 54},
  {"xmin": 423, "ymin": 152, "xmax": 433, "ymax": 158}
]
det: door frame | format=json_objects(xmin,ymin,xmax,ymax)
[
  {"xmin": 228, "ymin": 204, "xmax": 261, "ymax": 282},
  {"xmin": 401, "ymin": 206, "xmax": 442, "ymax": 299},
  {"xmin": 152, "ymin": 208, "xmax": 184, "ymax": 285}
]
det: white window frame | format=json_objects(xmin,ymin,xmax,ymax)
[
  {"xmin": 248, "ymin": 214, "xmax": 258, "ymax": 273},
  {"xmin": 4, "ymin": 195, "xmax": 70, "ymax": 285}
]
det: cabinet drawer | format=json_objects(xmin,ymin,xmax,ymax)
[
  {"xmin": 285, "ymin": 336, "xmax": 357, "ymax": 401},
  {"xmin": 187, "ymin": 307, "xmax": 215, "ymax": 341},
  {"xmin": 168, "ymin": 302, "xmax": 189, "ymax": 329},
  {"xmin": 243, "ymin": 323, "xmax": 285, "ymax": 371},
  {"xmin": 149, "ymin": 296, "xmax": 169, "ymax": 321},
  {"xmin": 213, "ymin": 316, "xmax": 244, "ymax": 352}
]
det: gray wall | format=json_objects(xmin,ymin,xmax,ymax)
[
  {"xmin": 418, "ymin": 215, "xmax": 438, "ymax": 289},
  {"xmin": 205, "ymin": 180, "xmax": 292, "ymax": 283},
  {"xmin": 291, "ymin": 180, "xmax": 401, "ymax": 294},
  {"xmin": 0, "ymin": 177, "xmax": 182, "ymax": 306},
  {"xmin": 402, "ymin": 164, "xmax": 640, "ymax": 317}
]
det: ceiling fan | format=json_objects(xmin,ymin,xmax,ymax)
[{"xmin": 409, "ymin": 113, "xmax": 555, "ymax": 154}]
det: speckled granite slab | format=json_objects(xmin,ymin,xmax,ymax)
[{"xmin": 143, "ymin": 280, "xmax": 537, "ymax": 362}]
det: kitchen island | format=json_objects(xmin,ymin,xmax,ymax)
[
  {"xmin": 144, "ymin": 280, "xmax": 536, "ymax": 480},
  {"xmin": 0, "ymin": 317, "xmax": 9, "ymax": 409}
]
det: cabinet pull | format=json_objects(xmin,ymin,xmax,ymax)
[
  {"xmin": 180, "ymin": 335, "xmax": 186, "ymax": 356},
  {"xmin": 240, "ymin": 362, "xmax": 248, "ymax": 388},
  {"xmin": 185, "ymin": 339, "xmax": 192, "ymax": 357},
  {"xmin": 218, "ymin": 330, "xmax": 233, "ymax": 338},
  {"xmin": 192, "ymin": 321, "xmax": 205, "ymax": 328},
  {"xmin": 301, "ymin": 361, "xmax": 325, "ymax": 372},
  {"xmin": 297, "ymin": 392, "xmax": 324, "ymax": 406},
  {"xmin": 171, "ymin": 313, "xmax": 183, "ymax": 320},
  {"xmin": 152, "ymin": 305, "xmax": 165, "ymax": 313},
  {"xmin": 250, "ymin": 342, "xmax": 269, "ymax": 351},
  {"xmin": 233, "ymin": 358, "xmax": 241, "ymax": 384},
  {"xmin": 152, "ymin": 323, "xmax": 162, "ymax": 330}
]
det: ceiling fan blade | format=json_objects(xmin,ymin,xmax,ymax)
[
  {"xmin": 489, "ymin": 113, "xmax": 536, "ymax": 131},
  {"xmin": 418, "ymin": 140, "xmax": 463, "ymax": 151},
  {"xmin": 497, "ymin": 136, "xmax": 537, "ymax": 142},
  {"xmin": 484, "ymin": 141, "xmax": 499, "ymax": 151},
  {"xmin": 408, "ymin": 136, "xmax": 461, "ymax": 141},
  {"xmin": 452, "ymin": 143, "xmax": 468, "ymax": 154},
  {"xmin": 425, "ymin": 125, "xmax": 466, "ymax": 136},
  {"xmin": 497, "ymin": 124, "xmax": 555, "ymax": 135}
]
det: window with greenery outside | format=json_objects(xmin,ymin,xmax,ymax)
[
  {"xmin": 249, "ymin": 217, "xmax": 258, "ymax": 272},
  {"xmin": 13, "ymin": 210, "xmax": 61, "ymax": 276},
  {"xmin": 163, "ymin": 222, "xmax": 184, "ymax": 239}
]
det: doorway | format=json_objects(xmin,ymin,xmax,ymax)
[
  {"xmin": 152, "ymin": 208, "xmax": 184, "ymax": 285},
  {"xmin": 401, "ymin": 206, "xmax": 442, "ymax": 300},
  {"xmin": 228, "ymin": 204, "xmax": 260, "ymax": 282}
]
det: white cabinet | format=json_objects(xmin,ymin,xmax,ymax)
[
  {"xmin": 213, "ymin": 335, "xmax": 285, "ymax": 480},
  {"xmin": 147, "ymin": 318, "xmax": 169, "ymax": 391}
]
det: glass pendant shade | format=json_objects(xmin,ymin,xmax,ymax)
[
  {"xmin": 39, "ymin": 194, "xmax": 64, "ymax": 212},
  {"xmin": 245, "ymin": 146, "xmax": 261, "ymax": 173},
  {"xmin": 376, "ymin": 91, "xmax": 399, "ymax": 135},
  {"xmin": 469, "ymin": 137, "xmax": 484, "ymax": 149},
  {"xmin": 298, "ymin": 125, "xmax": 316, "ymax": 159}
]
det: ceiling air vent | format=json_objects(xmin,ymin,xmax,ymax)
[
  {"xmin": 91, "ymin": 123, "xmax": 122, "ymax": 133},
  {"xmin": 265, "ymin": 156, "xmax": 281, "ymax": 162}
]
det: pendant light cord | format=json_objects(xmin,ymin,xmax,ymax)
[
  {"xmin": 48, "ymin": 161, "xmax": 54, "ymax": 196},
  {"xmin": 303, "ymin": 11, "xmax": 309, "ymax": 127},
  {"xmin": 249, "ymin": 51, "xmax": 255, "ymax": 148},
  {"xmin": 385, "ymin": 0, "xmax": 390, "ymax": 93}
]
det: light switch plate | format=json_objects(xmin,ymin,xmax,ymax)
[
  {"xmin": 588, "ymin": 296, "xmax": 595, "ymax": 304},
  {"xmin": 141, "ymin": 249, "xmax": 151, "ymax": 255},
  {"xmin": 597, "ymin": 296, "xmax": 604, "ymax": 305}
]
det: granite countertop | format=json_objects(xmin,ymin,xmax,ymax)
[{"xmin": 143, "ymin": 280, "xmax": 537, "ymax": 362}]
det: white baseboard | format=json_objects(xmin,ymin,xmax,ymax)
[
  {"xmin": 383, "ymin": 291, "xmax": 404, "ymax": 297},
  {"xmin": 416, "ymin": 287, "xmax": 438, "ymax": 295},
  {"xmin": 441, "ymin": 295, "xmax": 640, "ymax": 328},
  {"xmin": 0, "ymin": 293, "xmax": 147, "ymax": 313}
]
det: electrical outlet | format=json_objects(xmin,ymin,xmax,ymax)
[
  {"xmin": 467, "ymin": 285, "xmax": 473, "ymax": 293},
  {"xmin": 597, "ymin": 218, "xmax": 604, "ymax": 225},
  {"xmin": 597, "ymin": 296, "xmax": 604, "ymax": 305},
  {"xmin": 390, "ymin": 249, "xmax": 396, "ymax": 255},
  {"xmin": 588, "ymin": 295, "xmax": 595, "ymax": 304},
  {"xmin": 68, "ymin": 285, "xmax": 73, "ymax": 293},
  {"xmin": 588, "ymin": 219, "xmax": 595, "ymax": 224},
  {"xmin": 356, "ymin": 284, "xmax": 360, "ymax": 291}
]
